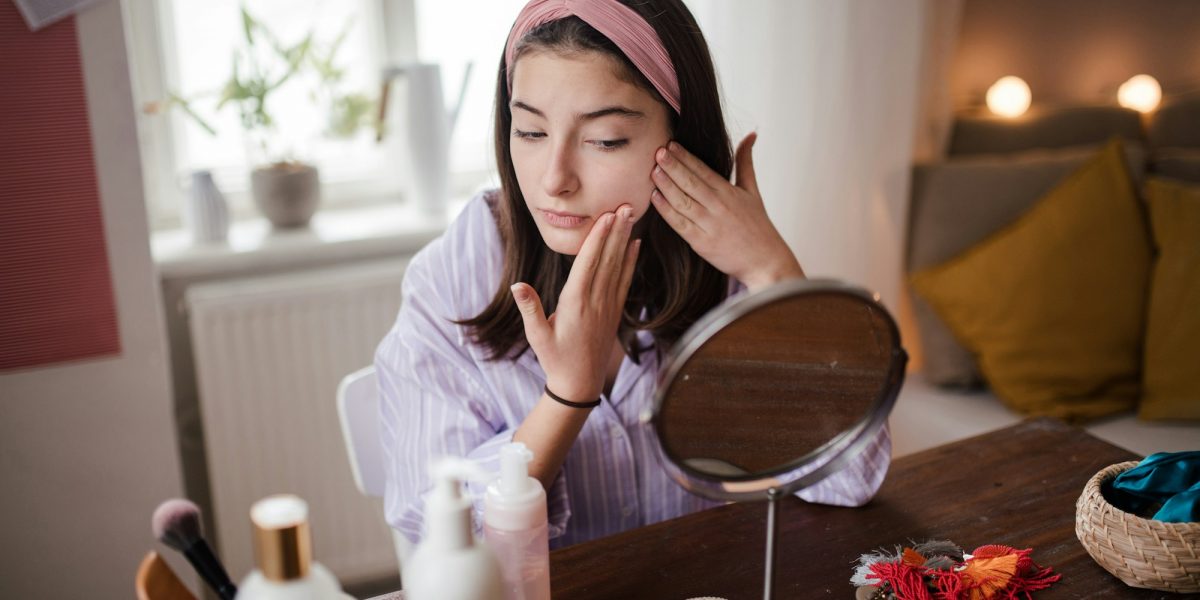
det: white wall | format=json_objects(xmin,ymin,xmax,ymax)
[
  {"xmin": 0, "ymin": 1, "xmax": 190, "ymax": 597},
  {"xmin": 688, "ymin": 0, "xmax": 927, "ymax": 311}
]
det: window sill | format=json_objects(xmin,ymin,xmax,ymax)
[{"xmin": 152, "ymin": 197, "xmax": 471, "ymax": 281}]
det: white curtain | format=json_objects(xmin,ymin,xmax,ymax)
[
  {"xmin": 686, "ymin": 0, "xmax": 956, "ymax": 313},
  {"xmin": 910, "ymin": 0, "xmax": 964, "ymax": 163}
]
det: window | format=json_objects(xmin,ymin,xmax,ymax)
[{"xmin": 127, "ymin": 0, "xmax": 524, "ymax": 230}]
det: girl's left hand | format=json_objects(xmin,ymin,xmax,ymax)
[{"xmin": 650, "ymin": 132, "xmax": 805, "ymax": 290}]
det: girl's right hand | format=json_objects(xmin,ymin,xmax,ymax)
[
  {"xmin": 650, "ymin": 133, "xmax": 804, "ymax": 290},
  {"xmin": 510, "ymin": 204, "xmax": 641, "ymax": 403}
]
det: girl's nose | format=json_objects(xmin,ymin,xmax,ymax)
[{"xmin": 541, "ymin": 141, "xmax": 580, "ymax": 198}]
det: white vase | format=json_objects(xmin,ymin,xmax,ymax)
[{"xmin": 186, "ymin": 170, "xmax": 229, "ymax": 244}]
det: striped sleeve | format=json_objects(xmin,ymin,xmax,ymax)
[
  {"xmin": 795, "ymin": 422, "xmax": 891, "ymax": 507},
  {"xmin": 376, "ymin": 206, "xmax": 571, "ymax": 544}
]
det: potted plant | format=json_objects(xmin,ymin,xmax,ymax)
[{"xmin": 146, "ymin": 7, "xmax": 375, "ymax": 229}]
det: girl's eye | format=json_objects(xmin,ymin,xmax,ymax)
[
  {"xmin": 592, "ymin": 139, "xmax": 629, "ymax": 152},
  {"xmin": 512, "ymin": 129, "xmax": 545, "ymax": 140},
  {"xmin": 511, "ymin": 130, "xmax": 627, "ymax": 152}
]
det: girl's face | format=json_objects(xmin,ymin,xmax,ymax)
[{"xmin": 509, "ymin": 50, "xmax": 672, "ymax": 255}]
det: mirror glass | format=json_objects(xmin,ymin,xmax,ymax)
[{"xmin": 649, "ymin": 279, "xmax": 906, "ymax": 500}]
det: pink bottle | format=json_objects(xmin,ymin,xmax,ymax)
[{"xmin": 483, "ymin": 443, "xmax": 551, "ymax": 600}]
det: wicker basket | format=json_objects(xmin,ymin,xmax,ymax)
[{"xmin": 1075, "ymin": 461, "xmax": 1200, "ymax": 593}]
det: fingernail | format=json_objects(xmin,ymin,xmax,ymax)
[
  {"xmin": 510, "ymin": 283, "xmax": 526, "ymax": 301},
  {"xmin": 650, "ymin": 188, "xmax": 660, "ymax": 201},
  {"xmin": 656, "ymin": 148, "xmax": 669, "ymax": 163},
  {"xmin": 653, "ymin": 165, "xmax": 664, "ymax": 176},
  {"xmin": 620, "ymin": 206, "xmax": 633, "ymax": 220},
  {"xmin": 668, "ymin": 141, "xmax": 680, "ymax": 152},
  {"xmin": 634, "ymin": 239, "xmax": 643, "ymax": 251}
]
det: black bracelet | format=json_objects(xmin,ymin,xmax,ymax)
[{"xmin": 544, "ymin": 385, "xmax": 601, "ymax": 409}]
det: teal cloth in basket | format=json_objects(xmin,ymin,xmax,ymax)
[{"xmin": 1103, "ymin": 451, "xmax": 1200, "ymax": 523}]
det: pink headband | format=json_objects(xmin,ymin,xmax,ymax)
[{"xmin": 504, "ymin": 0, "xmax": 681, "ymax": 114}]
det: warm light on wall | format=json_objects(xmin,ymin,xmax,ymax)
[
  {"xmin": 1117, "ymin": 74, "xmax": 1162, "ymax": 113},
  {"xmin": 986, "ymin": 76, "xmax": 1031, "ymax": 118}
]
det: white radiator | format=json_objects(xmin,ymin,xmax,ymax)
[{"xmin": 186, "ymin": 258, "xmax": 407, "ymax": 584}]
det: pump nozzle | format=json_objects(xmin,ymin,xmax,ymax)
[
  {"xmin": 430, "ymin": 457, "xmax": 491, "ymax": 501},
  {"xmin": 499, "ymin": 443, "xmax": 534, "ymax": 496},
  {"xmin": 425, "ymin": 457, "xmax": 491, "ymax": 551}
]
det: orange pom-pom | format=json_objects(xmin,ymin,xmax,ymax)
[{"xmin": 960, "ymin": 554, "xmax": 1018, "ymax": 599}]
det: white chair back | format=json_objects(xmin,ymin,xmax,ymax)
[
  {"xmin": 337, "ymin": 365, "xmax": 387, "ymax": 497},
  {"xmin": 337, "ymin": 366, "xmax": 413, "ymax": 572}
]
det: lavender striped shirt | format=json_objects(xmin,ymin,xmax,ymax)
[{"xmin": 376, "ymin": 190, "xmax": 891, "ymax": 548}]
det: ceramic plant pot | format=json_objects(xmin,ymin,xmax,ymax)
[{"xmin": 251, "ymin": 161, "xmax": 320, "ymax": 228}]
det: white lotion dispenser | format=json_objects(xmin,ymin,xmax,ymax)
[
  {"xmin": 484, "ymin": 442, "xmax": 551, "ymax": 600},
  {"xmin": 406, "ymin": 458, "xmax": 504, "ymax": 600}
]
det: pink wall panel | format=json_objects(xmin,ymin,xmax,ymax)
[{"xmin": 0, "ymin": 1, "xmax": 121, "ymax": 370}]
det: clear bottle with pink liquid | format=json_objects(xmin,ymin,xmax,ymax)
[{"xmin": 484, "ymin": 443, "xmax": 551, "ymax": 600}]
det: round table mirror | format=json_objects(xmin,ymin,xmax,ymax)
[{"xmin": 645, "ymin": 278, "xmax": 908, "ymax": 600}]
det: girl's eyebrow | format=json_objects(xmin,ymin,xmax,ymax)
[{"xmin": 511, "ymin": 100, "xmax": 645, "ymax": 122}]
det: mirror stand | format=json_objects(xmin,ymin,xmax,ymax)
[
  {"xmin": 763, "ymin": 487, "xmax": 782, "ymax": 600},
  {"xmin": 649, "ymin": 280, "xmax": 907, "ymax": 599}
]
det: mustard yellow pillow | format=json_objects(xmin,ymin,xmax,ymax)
[
  {"xmin": 1140, "ymin": 178, "xmax": 1200, "ymax": 420},
  {"xmin": 910, "ymin": 140, "xmax": 1152, "ymax": 421}
]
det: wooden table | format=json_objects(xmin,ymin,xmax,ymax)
[
  {"xmin": 546, "ymin": 418, "xmax": 1197, "ymax": 599},
  {"xmin": 371, "ymin": 419, "xmax": 1196, "ymax": 599}
]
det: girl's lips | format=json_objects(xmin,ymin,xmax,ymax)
[{"xmin": 540, "ymin": 209, "xmax": 588, "ymax": 228}]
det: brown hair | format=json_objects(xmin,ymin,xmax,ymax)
[{"xmin": 461, "ymin": 0, "xmax": 732, "ymax": 362}]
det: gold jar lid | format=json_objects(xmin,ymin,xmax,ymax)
[{"xmin": 250, "ymin": 494, "xmax": 311, "ymax": 581}]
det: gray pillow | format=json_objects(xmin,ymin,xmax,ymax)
[
  {"xmin": 1148, "ymin": 94, "xmax": 1200, "ymax": 150},
  {"xmin": 948, "ymin": 106, "xmax": 1143, "ymax": 156},
  {"xmin": 907, "ymin": 143, "xmax": 1147, "ymax": 388},
  {"xmin": 1150, "ymin": 148, "xmax": 1200, "ymax": 184}
]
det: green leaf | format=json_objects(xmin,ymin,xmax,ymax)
[
  {"xmin": 286, "ymin": 34, "xmax": 313, "ymax": 69},
  {"xmin": 326, "ymin": 93, "xmax": 375, "ymax": 138},
  {"xmin": 265, "ymin": 33, "xmax": 312, "ymax": 93},
  {"xmin": 163, "ymin": 92, "xmax": 218, "ymax": 136},
  {"xmin": 217, "ymin": 78, "xmax": 254, "ymax": 109},
  {"xmin": 217, "ymin": 54, "xmax": 241, "ymax": 109},
  {"xmin": 328, "ymin": 18, "xmax": 353, "ymax": 58},
  {"xmin": 240, "ymin": 5, "xmax": 256, "ymax": 45}
]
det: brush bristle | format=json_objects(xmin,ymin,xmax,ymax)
[{"xmin": 152, "ymin": 498, "xmax": 202, "ymax": 551}]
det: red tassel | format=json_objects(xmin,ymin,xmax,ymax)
[
  {"xmin": 932, "ymin": 570, "xmax": 967, "ymax": 600},
  {"xmin": 869, "ymin": 561, "xmax": 936, "ymax": 600},
  {"xmin": 865, "ymin": 544, "xmax": 1061, "ymax": 600},
  {"xmin": 1006, "ymin": 560, "xmax": 1062, "ymax": 599}
]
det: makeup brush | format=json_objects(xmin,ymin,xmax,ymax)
[{"xmin": 152, "ymin": 498, "xmax": 238, "ymax": 600}]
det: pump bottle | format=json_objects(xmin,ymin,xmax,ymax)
[
  {"xmin": 405, "ymin": 458, "xmax": 505, "ymax": 600},
  {"xmin": 234, "ymin": 494, "xmax": 351, "ymax": 600},
  {"xmin": 484, "ymin": 442, "xmax": 551, "ymax": 600}
]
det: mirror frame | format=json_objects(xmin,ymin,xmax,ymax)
[{"xmin": 643, "ymin": 278, "xmax": 908, "ymax": 502}]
